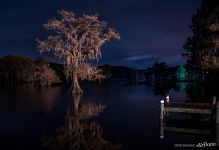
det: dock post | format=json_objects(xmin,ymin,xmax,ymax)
[
  {"xmin": 166, "ymin": 95, "xmax": 169, "ymax": 103},
  {"xmin": 217, "ymin": 125, "xmax": 219, "ymax": 147},
  {"xmin": 215, "ymin": 96, "xmax": 219, "ymax": 146},
  {"xmin": 160, "ymin": 99, "xmax": 164, "ymax": 139},
  {"xmin": 160, "ymin": 118, "xmax": 164, "ymax": 139},
  {"xmin": 216, "ymin": 101, "xmax": 219, "ymax": 125},
  {"xmin": 160, "ymin": 100, "xmax": 164, "ymax": 120},
  {"xmin": 211, "ymin": 96, "xmax": 217, "ymax": 121},
  {"xmin": 213, "ymin": 96, "xmax": 216, "ymax": 105}
]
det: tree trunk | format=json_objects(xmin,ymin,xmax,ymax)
[
  {"xmin": 73, "ymin": 94, "xmax": 81, "ymax": 111},
  {"xmin": 72, "ymin": 76, "xmax": 83, "ymax": 94}
]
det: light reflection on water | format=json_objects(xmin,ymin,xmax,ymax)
[
  {"xmin": 0, "ymin": 84, "xmax": 217, "ymax": 149},
  {"xmin": 41, "ymin": 94, "xmax": 120, "ymax": 150}
]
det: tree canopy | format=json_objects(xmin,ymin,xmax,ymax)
[{"xmin": 183, "ymin": 0, "xmax": 219, "ymax": 70}]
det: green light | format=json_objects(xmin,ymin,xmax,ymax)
[{"xmin": 176, "ymin": 66, "xmax": 187, "ymax": 81}]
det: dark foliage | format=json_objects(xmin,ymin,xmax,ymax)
[
  {"xmin": 183, "ymin": 0, "xmax": 219, "ymax": 75},
  {"xmin": 0, "ymin": 55, "xmax": 59, "ymax": 87}
]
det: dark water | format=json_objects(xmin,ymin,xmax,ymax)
[{"xmin": 0, "ymin": 84, "xmax": 217, "ymax": 149}]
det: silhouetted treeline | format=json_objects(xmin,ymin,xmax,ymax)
[
  {"xmin": 3, "ymin": 55, "xmax": 215, "ymax": 89},
  {"xmin": 0, "ymin": 55, "xmax": 60, "ymax": 87},
  {"xmin": 99, "ymin": 64, "xmax": 145, "ymax": 84},
  {"xmin": 145, "ymin": 62, "xmax": 180, "ymax": 84},
  {"xmin": 0, "ymin": 55, "xmax": 145, "ymax": 88},
  {"xmin": 144, "ymin": 62, "xmax": 219, "ymax": 98}
]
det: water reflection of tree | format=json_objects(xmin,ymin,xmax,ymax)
[
  {"xmin": 38, "ymin": 87, "xmax": 60, "ymax": 112},
  {"xmin": 42, "ymin": 94, "xmax": 120, "ymax": 150}
]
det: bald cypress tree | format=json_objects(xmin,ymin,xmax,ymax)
[{"xmin": 37, "ymin": 10, "xmax": 120, "ymax": 94}]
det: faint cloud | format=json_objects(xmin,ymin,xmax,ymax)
[{"xmin": 124, "ymin": 54, "xmax": 156, "ymax": 61}]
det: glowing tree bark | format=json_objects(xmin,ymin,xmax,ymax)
[{"xmin": 37, "ymin": 10, "xmax": 120, "ymax": 94}]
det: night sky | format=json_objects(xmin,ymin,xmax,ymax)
[{"xmin": 0, "ymin": 0, "xmax": 201, "ymax": 68}]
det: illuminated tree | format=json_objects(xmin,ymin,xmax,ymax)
[
  {"xmin": 176, "ymin": 66, "xmax": 187, "ymax": 81},
  {"xmin": 34, "ymin": 62, "xmax": 60, "ymax": 86},
  {"xmin": 37, "ymin": 10, "xmax": 120, "ymax": 94}
]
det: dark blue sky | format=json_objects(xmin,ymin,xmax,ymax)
[{"xmin": 0, "ymin": 0, "xmax": 201, "ymax": 68}]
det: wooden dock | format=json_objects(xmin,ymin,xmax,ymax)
[
  {"xmin": 163, "ymin": 126, "xmax": 211, "ymax": 135},
  {"xmin": 159, "ymin": 118, "xmax": 214, "ymax": 139},
  {"xmin": 164, "ymin": 102, "xmax": 214, "ymax": 114},
  {"xmin": 160, "ymin": 96, "xmax": 218, "ymax": 123},
  {"xmin": 159, "ymin": 95, "xmax": 219, "ymax": 146}
]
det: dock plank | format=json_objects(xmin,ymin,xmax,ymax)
[
  {"xmin": 164, "ymin": 126, "xmax": 211, "ymax": 135},
  {"xmin": 165, "ymin": 102, "xmax": 214, "ymax": 109},
  {"xmin": 165, "ymin": 107, "xmax": 212, "ymax": 114}
]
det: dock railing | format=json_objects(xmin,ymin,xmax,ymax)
[
  {"xmin": 160, "ymin": 95, "xmax": 219, "ymax": 146},
  {"xmin": 160, "ymin": 96, "xmax": 218, "ymax": 122}
]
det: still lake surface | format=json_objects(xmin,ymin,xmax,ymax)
[{"xmin": 0, "ymin": 84, "xmax": 216, "ymax": 149}]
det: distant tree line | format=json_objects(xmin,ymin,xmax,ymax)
[
  {"xmin": 145, "ymin": 62, "xmax": 181, "ymax": 83},
  {"xmin": 0, "ymin": 55, "xmax": 60, "ymax": 87},
  {"xmin": 0, "ymin": 55, "xmax": 144, "ymax": 88},
  {"xmin": 1, "ymin": 55, "xmax": 210, "ymax": 90},
  {"xmin": 99, "ymin": 64, "xmax": 141, "ymax": 84}
]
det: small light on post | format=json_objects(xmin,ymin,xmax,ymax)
[
  {"xmin": 160, "ymin": 100, "xmax": 164, "ymax": 120},
  {"xmin": 212, "ymin": 96, "xmax": 216, "ymax": 105},
  {"xmin": 166, "ymin": 95, "xmax": 169, "ymax": 103}
]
